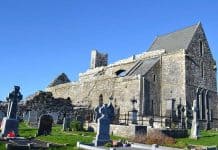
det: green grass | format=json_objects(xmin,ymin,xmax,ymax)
[
  {"xmin": 18, "ymin": 122, "xmax": 122, "ymax": 150},
  {"xmin": 172, "ymin": 130, "xmax": 218, "ymax": 148},
  {"xmin": 2, "ymin": 122, "xmax": 217, "ymax": 149},
  {"xmin": 0, "ymin": 142, "xmax": 5, "ymax": 150}
]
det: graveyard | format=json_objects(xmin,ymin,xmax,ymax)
[
  {"xmin": 0, "ymin": 13, "xmax": 218, "ymax": 150},
  {"xmin": 0, "ymin": 86, "xmax": 218, "ymax": 150},
  {"xmin": 0, "ymin": 121, "xmax": 218, "ymax": 149}
]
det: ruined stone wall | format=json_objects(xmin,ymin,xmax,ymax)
[
  {"xmin": 160, "ymin": 50, "xmax": 186, "ymax": 116},
  {"xmin": 46, "ymin": 76, "xmax": 141, "ymax": 115},
  {"xmin": 185, "ymin": 24, "xmax": 218, "ymax": 125}
]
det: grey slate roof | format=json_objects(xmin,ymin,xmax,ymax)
[
  {"xmin": 148, "ymin": 23, "xmax": 199, "ymax": 52},
  {"xmin": 127, "ymin": 57, "xmax": 160, "ymax": 76}
]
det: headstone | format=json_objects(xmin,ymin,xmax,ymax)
[
  {"xmin": 0, "ymin": 111, "xmax": 5, "ymax": 122},
  {"xmin": 131, "ymin": 110, "xmax": 138, "ymax": 124},
  {"xmin": 190, "ymin": 99, "xmax": 200, "ymax": 139},
  {"xmin": 23, "ymin": 111, "xmax": 29, "ymax": 122},
  {"xmin": 149, "ymin": 118, "xmax": 154, "ymax": 128},
  {"xmin": 94, "ymin": 104, "xmax": 111, "ymax": 146},
  {"xmin": 107, "ymin": 102, "xmax": 115, "ymax": 123},
  {"xmin": 28, "ymin": 110, "xmax": 38, "ymax": 124},
  {"xmin": 37, "ymin": 114, "xmax": 53, "ymax": 136},
  {"xmin": 1, "ymin": 86, "xmax": 22, "ymax": 137},
  {"xmin": 49, "ymin": 112, "xmax": 59, "ymax": 124},
  {"xmin": 131, "ymin": 98, "xmax": 138, "ymax": 124},
  {"xmin": 62, "ymin": 117, "xmax": 71, "ymax": 131}
]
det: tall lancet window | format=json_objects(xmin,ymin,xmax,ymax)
[
  {"xmin": 201, "ymin": 62, "xmax": 204, "ymax": 78},
  {"xmin": 200, "ymin": 41, "xmax": 204, "ymax": 56}
]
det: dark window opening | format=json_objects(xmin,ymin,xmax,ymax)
[
  {"xmin": 153, "ymin": 74, "xmax": 156, "ymax": 82},
  {"xmin": 200, "ymin": 41, "xmax": 203, "ymax": 56},
  {"xmin": 202, "ymin": 92, "xmax": 205, "ymax": 119},
  {"xmin": 201, "ymin": 62, "xmax": 204, "ymax": 78},
  {"xmin": 115, "ymin": 69, "xmax": 126, "ymax": 77},
  {"xmin": 99, "ymin": 94, "xmax": 103, "ymax": 106}
]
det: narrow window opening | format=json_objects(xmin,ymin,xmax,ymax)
[
  {"xmin": 153, "ymin": 74, "xmax": 156, "ymax": 82},
  {"xmin": 200, "ymin": 41, "xmax": 203, "ymax": 56},
  {"xmin": 201, "ymin": 62, "xmax": 204, "ymax": 78}
]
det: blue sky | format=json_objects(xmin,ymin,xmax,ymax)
[{"xmin": 0, "ymin": 0, "xmax": 218, "ymax": 100}]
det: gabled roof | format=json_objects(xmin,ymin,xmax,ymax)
[
  {"xmin": 127, "ymin": 57, "xmax": 160, "ymax": 76},
  {"xmin": 48, "ymin": 73, "xmax": 71, "ymax": 87},
  {"xmin": 148, "ymin": 23, "xmax": 200, "ymax": 52}
]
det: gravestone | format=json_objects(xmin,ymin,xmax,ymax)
[
  {"xmin": 107, "ymin": 97, "xmax": 115, "ymax": 123},
  {"xmin": 28, "ymin": 110, "xmax": 38, "ymax": 124},
  {"xmin": 0, "ymin": 111, "xmax": 5, "ymax": 122},
  {"xmin": 37, "ymin": 114, "xmax": 53, "ymax": 136},
  {"xmin": 49, "ymin": 112, "xmax": 59, "ymax": 124},
  {"xmin": 190, "ymin": 100, "xmax": 200, "ymax": 139},
  {"xmin": 94, "ymin": 104, "xmax": 112, "ymax": 146},
  {"xmin": 1, "ymin": 86, "xmax": 23, "ymax": 137},
  {"xmin": 23, "ymin": 111, "xmax": 29, "ymax": 122},
  {"xmin": 131, "ymin": 98, "xmax": 138, "ymax": 124},
  {"xmin": 62, "ymin": 117, "xmax": 71, "ymax": 131}
]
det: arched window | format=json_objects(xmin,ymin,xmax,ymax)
[{"xmin": 115, "ymin": 69, "xmax": 126, "ymax": 77}]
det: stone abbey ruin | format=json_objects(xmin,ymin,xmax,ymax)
[
  {"xmin": 44, "ymin": 22, "xmax": 218, "ymax": 130},
  {"xmin": 1, "ymin": 23, "xmax": 217, "ymax": 142}
]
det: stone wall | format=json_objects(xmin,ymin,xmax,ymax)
[
  {"xmin": 24, "ymin": 91, "xmax": 74, "ymax": 121},
  {"xmin": 86, "ymin": 122, "xmax": 147, "ymax": 138},
  {"xmin": 47, "ymin": 76, "xmax": 141, "ymax": 115},
  {"xmin": 143, "ymin": 60, "xmax": 161, "ymax": 116},
  {"xmin": 185, "ymin": 24, "xmax": 218, "ymax": 127},
  {"xmin": 160, "ymin": 50, "xmax": 186, "ymax": 116}
]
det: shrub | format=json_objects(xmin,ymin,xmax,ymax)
[
  {"xmin": 146, "ymin": 130, "xmax": 176, "ymax": 145},
  {"xmin": 104, "ymin": 142, "xmax": 113, "ymax": 147},
  {"xmin": 70, "ymin": 120, "xmax": 84, "ymax": 131},
  {"xmin": 132, "ymin": 130, "xmax": 176, "ymax": 146}
]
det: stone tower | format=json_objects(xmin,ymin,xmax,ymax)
[{"xmin": 90, "ymin": 50, "xmax": 108, "ymax": 69}]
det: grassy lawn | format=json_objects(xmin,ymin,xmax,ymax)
[
  {"xmin": 0, "ymin": 142, "xmax": 5, "ymax": 150},
  {"xmin": 1, "ymin": 122, "xmax": 218, "ymax": 149},
  {"xmin": 18, "ymin": 122, "xmax": 122, "ymax": 150},
  {"xmin": 173, "ymin": 130, "xmax": 218, "ymax": 148}
]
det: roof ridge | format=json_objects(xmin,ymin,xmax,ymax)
[{"xmin": 156, "ymin": 23, "xmax": 199, "ymax": 38}]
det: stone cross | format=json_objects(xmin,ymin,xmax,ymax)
[
  {"xmin": 0, "ymin": 86, "xmax": 22, "ymax": 137},
  {"xmin": 6, "ymin": 86, "xmax": 23, "ymax": 119},
  {"xmin": 94, "ymin": 104, "xmax": 111, "ymax": 146},
  {"xmin": 94, "ymin": 95, "xmax": 104, "ymax": 122},
  {"xmin": 131, "ymin": 97, "xmax": 138, "ymax": 124},
  {"xmin": 190, "ymin": 99, "xmax": 200, "ymax": 139}
]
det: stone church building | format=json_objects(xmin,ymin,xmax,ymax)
[{"xmin": 46, "ymin": 23, "xmax": 218, "ymax": 128}]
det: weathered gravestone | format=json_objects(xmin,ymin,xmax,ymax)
[
  {"xmin": 49, "ymin": 112, "xmax": 59, "ymax": 124},
  {"xmin": 131, "ymin": 98, "xmax": 138, "ymax": 124},
  {"xmin": 28, "ymin": 110, "xmax": 38, "ymax": 125},
  {"xmin": 1, "ymin": 86, "xmax": 23, "ymax": 137},
  {"xmin": 37, "ymin": 114, "xmax": 53, "ymax": 136},
  {"xmin": 62, "ymin": 117, "xmax": 71, "ymax": 131},
  {"xmin": 0, "ymin": 111, "xmax": 6, "ymax": 122},
  {"xmin": 190, "ymin": 99, "xmax": 200, "ymax": 139},
  {"xmin": 94, "ymin": 103, "xmax": 113, "ymax": 146}
]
